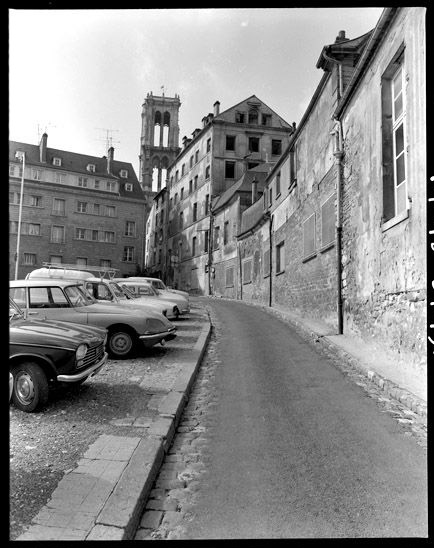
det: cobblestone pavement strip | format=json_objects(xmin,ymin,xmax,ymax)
[
  {"xmin": 10, "ymin": 300, "xmax": 210, "ymax": 541},
  {"xmin": 134, "ymin": 302, "xmax": 427, "ymax": 540}
]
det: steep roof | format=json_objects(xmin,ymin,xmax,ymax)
[
  {"xmin": 215, "ymin": 94, "xmax": 292, "ymax": 128},
  {"xmin": 9, "ymin": 139, "xmax": 144, "ymax": 200}
]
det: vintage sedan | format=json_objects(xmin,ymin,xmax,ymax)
[
  {"xmin": 118, "ymin": 279, "xmax": 190, "ymax": 315},
  {"xmin": 125, "ymin": 276, "xmax": 190, "ymax": 300},
  {"xmin": 9, "ymin": 297, "xmax": 108, "ymax": 412},
  {"xmin": 10, "ymin": 279, "xmax": 177, "ymax": 359}
]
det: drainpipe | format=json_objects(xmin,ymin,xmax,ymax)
[
  {"xmin": 238, "ymin": 241, "xmax": 243, "ymax": 301},
  {"xmin": 208, "ymin": 210, "xmax": 213, "ymax": 296},
  {"xmin": 269, "ymin": 213, "xmax": 273, "ymax": 307},
  {"xmin": 332, "ymin": 120, "xmax": 344, "ymax": 334}
]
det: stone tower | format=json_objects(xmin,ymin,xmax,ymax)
[{"xmin": 139, "ymin": 91, "xmax": 181, "ymax": 198}]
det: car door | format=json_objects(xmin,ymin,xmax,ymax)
[{"xmin": 25, "ymin": 286, "xmax": 86, "ymax": 324}]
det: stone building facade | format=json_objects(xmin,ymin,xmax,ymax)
[
  {"xmin": 9, "ymin": 134, "xmax": 146, "ymax": 279},
  {"xmin": 233, "ymin": 7, "xmax": 426, "ymax": 381}
]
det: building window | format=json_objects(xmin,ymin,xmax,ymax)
[
  {"xmin": 189, "ymin": 180, "xmax": 193, "ymax": 194},
  {"xmin": 78, "ymin": 177, "xmax": 88, "ymax": 187},
  {"xmin": 181, "ymin": 164, "xmax": 185, "ymax": 176},
  {"xmin": 226, "ymin": 135, "xmax": 236, "ymax": 151},
  {"xmin": 194, "ymin": 175, "xmax": 198, "ymax": 190},
  {"xmin": 193, "ymin": 202, "xmax": 198, "ymax": 222},
  {"xmin": 103, "ymin": 231, "xmax": 115, "ymax": 243},
  {"xmin": 242, "ymin": 258, "xmax": 252, "ymax": 283},
  {"xmin": 263, "ymin": 248, "xmax": 270, "ymax": 277},
  {"xmin": 94, "ymin": 179, "xmax": 100, "ymax": 189},
  {"xmin": 106, "ymin": 181, "xmax": 116, "ymax": 192},
  {"xmin": 175, "ymin": 170, "xmax": 179, "ymax": 182},
  {"xmin": 91, "ymin": 230, "xmax": 99, "ymax": 241},
  {"xmin": 179, "ymin": 211, "xmax": 183, "ymax": 228},
  {"xmin": 213, "ymin": 226, "xmax": 220, "ymax": 249},
  {"xmin": 178, "ymin": 241, "xmax": 183, "ymax": 260},
  {"xmin": 77, "ymin": 201, "xmax": 88, "ymax": 213},
  {"xmin": 248, "ymin": 109, "xmax": 259, "ymax": 125},
  {"xmin": 50, "ymin": 255, "xmax": 62, "ymax": 264},
  {"xmin": 105, "ymin": 205, "xmax": 116, "ymax": 217},
  {"xmin": 225, "ymin": 161, "xmax": 236, "ymax": 179},
  {"xmin": 9, "ymin": 164, "xmax": 16, "ymax": 177},
  {"xmin": 195, "ymin": 150, "xmax": 199, "ymax": 163},
  {"xmin": 303, "ymin": 213, "xmax": 316, "ymax": 259},
  {"xmin": 100, "ymin": 259, "xmax": 111, "ymax": 267},
  {"xmin": 10, "ymin": 222, "xmax": 41, "ymax": 236},
  {"xmin": 125, "ymin": 221, "xmax": 136, "ymax": 237},
  {"xmin": 382, "ymin": 49, "xmax": 408, "ymax": 223},
  {"xmin": 276, "ymin": 172, "xmax": 281, "ymax": 197},
  {"xmin": 181, "ymin": 187, "xmax": 184, "ymax": 200},
  {"xmin": 51, "ymin": 225, "xmax": 65, "ymax": 243},
  {"xmin": 54, "ymin": 172, "xmax": 66, "ymax": 184},
  {"xmin": 272, "ymin": 140, "xmax": 282, "ymax": 156},
  {"xmin": 235, "ymin": 111, "xmax": 245, "ymax": 124},
  {"xmin": 87, "ymin": 164, "xmax": 96, "ymax": 172},
  {"xmin": 190, "ymin": 156, "xmax": 193, "ymax": 168},
  {"xmin": 170, "ymin": 197, "xmax": 173, "ymax": 208},
  {"xmin": 225, "ymin": 266, "xmax": 234, "ymax": 287},
  {"xmin": 276, "ymin": 241, "xmax": 285, "ymax": 274},
  {"xmin": 192, "ymin": 236, "xmax": 197, "ymax": 256},
  {"xmin": 76, "ymin": 257, "xmax": 88, "ymax": 266},
  {"xmin": 205, "ymin": 165, "xmax": 210, "ymax": 179},
  {"xmin": 248, "ymin": 137, "xmax": 260, "ymax": 153},
  {"xmin": 223, "ymin": 220, "xmax": 229, "ymax": 245},
  {"xmin": 123, "ymin": 247, "xmax": 135, "ymax": 262},
  {"xmin": 206, "ymin": 138, "xmax": 211, "ymax": 153},
  {"xmin": 120, "ymin": 169, "xmax": 128, "ymax": 178},
  {"xmin": 53, "ymin": 157, "xmax": 62, "ymax": 166},
  {"xmin": 205, "ymin": 194, "xmax": 210, "ymax": 215},
  {"xmin": 262, "ymin": 114, "xmax": 272, "ymax": 126},
  {"xmin": 321, "ymin": 194, "xmax": 336, "ymax": 248},
  {"xmin": 32, "ymin": 169, "xmax": 42, "ymax": 181},
  {"xmin": 23, "ymin": 253, "xmax": 36, "ymax": 266},
  {"xmin": 269, "ymin": 186, "xmax": 272, "ymax": 206},
  {"xmin": 125, "ymin": 183, "xmax": 133, "ymax": 191},
  {"xmin": 204, "ymin": 229, "xmax": 209, "ymax": 252},
  {"xmin": 76, "ymin": 228, "xmax": 86, "ymax": 240},
  {"xmin": 52, "ymin": 198, "xmax": 65, "ymax": 215},
  {"xmin": 93, "ymin": 203, "xmax": 100, "ymax": 215},
  {"xmin": 174, "ymin": 193, "xmax": 178, "ymax": 204}
]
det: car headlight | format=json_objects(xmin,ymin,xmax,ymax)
[
  {"xmin": 76, "ymin": 344, "xmax": 88, "ymax": 360},
  {"xmin": 144, "ymin": 318, "xmax": 166, "ymax": 334}
]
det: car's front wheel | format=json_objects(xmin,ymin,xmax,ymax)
[
  {"xmin": 107, "ymin": 329, "xmax": 135, "ymax": 358},
  {"xmin": 11, "ymin": 362, "xmax": 49, "ymax": 412}
]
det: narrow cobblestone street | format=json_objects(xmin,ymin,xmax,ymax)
[{"xmin": 135, "ymin": 300, "xmax": 427, "ymax": 539}]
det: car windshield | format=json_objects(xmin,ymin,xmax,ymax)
[
  {"xmin": 121, "ymin": 285, "xmax": 139, "ymax": 299},
  {"xmin": 153, "ymin": 280, "xmax": 166, "ymax": 290},
  {"xmin": 109, "ymin": 282, "xmax": 127, "ymax": 299},
  {"xmin": 9, "ymin": 298, "xmax": 24, "ymax": 321},
  {"xmin": 64, "ymin": 285, "xmax": 92, "ymax": 307}
]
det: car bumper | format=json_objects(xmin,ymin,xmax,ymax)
[
  {"xmin": 139, "ymin": 328, "xmax": 177, "ymax": 347},
  {"xmin": 57, "ymin": 352, "xmax": 108, "ymax": 382}
]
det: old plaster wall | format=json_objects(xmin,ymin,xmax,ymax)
[
  {"xmin": 340, "ymin": 8, "xmax": 426, "ymax": 374},
  {"xmin": 239, "ymin": 223, "xmax": 269, "ymax": 305}
]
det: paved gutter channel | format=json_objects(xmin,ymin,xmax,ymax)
[{"xmin": 16, "ymin": 303, "xmax": 213, "ymax": 541}]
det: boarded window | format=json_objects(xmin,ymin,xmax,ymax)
[
  {"xmin": 263, "ymin": 248, "xmax": 270, "ymax": 277},
  {"xmin": 242, "ymin": 258, "xmax": 252, "ymax": 284},
  {"xmin": 321, "ymin": 194, "xmax": 336, "ymax": 247},
  {"xmin": 225, "ymin": 266, "xmax": 234, "ymax": 287},
  {"xmin": 303, "ymin": 213, "xmax": 316, "ymax": 258}
]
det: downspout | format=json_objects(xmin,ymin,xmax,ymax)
[
  {"xmin": 208, "ymin": 209, "xmax": 213, "ymax": 296},
  {"xmin": 333, "ymin": 120, "xmax": 344, "ymax": 334},
  {"xmin": 238, "ymin": 241, "xmax": 243, "ymax": 301},
  {"xmin": 268, "ymin": 213, "xmax": 273, "ymax": 307}
]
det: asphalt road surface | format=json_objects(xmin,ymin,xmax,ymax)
[{"xmin": 180, "ymin": 299, "xmax": 427, "ymax": 539}]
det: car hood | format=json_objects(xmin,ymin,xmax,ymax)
[
  {"xmin": 85, "ymin": 301, "xmax": 168, "ymax": 321},
  {"xmin": 10, "ymin": 317, "xmax": 106, "ymax": 349},
  {"xmin": 133, "ymin": 296, "xmax": 178, "ymax": 309},
  {"xmin": 167, "ymin": 288, "xmax": 190, "ymax": 299},
  {"xmin": 157, "ymin": 291, "xmax": 188, "ymax": 306}
]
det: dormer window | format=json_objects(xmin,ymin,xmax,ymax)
[
  {"xmin": 87, "ymin": 164, "xmax": 96, "ymax": 173},
  {"xmin": 120, "ymin": 169, "xmax": 128, "ymax": 178},
  {"xmin": 53, "ymin": 157, "xmax": 62, "ymax": 167},
  {"xmin": 125, "ymin": 183, "xmax": 133, "ymax": 191}
]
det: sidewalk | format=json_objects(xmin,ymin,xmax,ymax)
[
  {"xmin": 16, "ymin": 300, "xmax": 212, "ymax": 541},
  {"xmin": 256, "ymin": 301, "xmax": 427, "ymax": 417}
]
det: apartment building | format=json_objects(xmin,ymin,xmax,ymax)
[{"xmin": 9, "ymin": 134, "xmax": 146, "ymax": 279}]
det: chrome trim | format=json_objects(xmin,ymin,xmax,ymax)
[
  {"xmin": 57, "ymin": 352, "xmax": 108, "ymax": 382},
  {"xmin": 139, "ymin": 328, "xmax": 177, "ymax": 341},
  {"xmin": 11, "ymin": 341, "xmax": 76, "ymax": 352}
]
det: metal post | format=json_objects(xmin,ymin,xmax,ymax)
[{"xmin": 14, "ymin": 152, "xmax": 25, "ymax": 280}]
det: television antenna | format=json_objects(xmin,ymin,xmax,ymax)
[
  {"xmin": 37, "ymin": 122, "xmax": 57, "ymax": 141},
  {"xmin": 95, "ymin": 127, "xmax": 120, "ymax": 154}
]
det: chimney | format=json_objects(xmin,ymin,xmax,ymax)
[
  {"xmin": 182, "ymin": 135, "xmax": 188, "ymax": 148},
  {"xmin": 39, "ymin": 133, "xmax": 48, "ymax": 163},
  {"xmin": 107, "ymin": 146, "xmax": 114, "ymax": 174},
  {"xmin": 202, "ymin": 116, "xmax": 208, "ymax": 128},
  {"xmin": 213, "ymin": 101, "xmax": 220, "ymax": 116},
  {"xmin": 292, "ymin": 122, "xmax": 297, "ymax": 131},
  {"xmin": 335, "ymin": 30, "xmax": 348, "ymax": 43},
  {"xmin": 251, "ymin": 177, "xmax": 258, "ymax": 205}
]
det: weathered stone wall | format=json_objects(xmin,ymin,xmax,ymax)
[
  {"xmin": 340, "ymin": 7, "xmax": 426, "ymax": 374},
  {"xmin": 238, "ymin": 225, "xmax": 270, "ymax": 306}
]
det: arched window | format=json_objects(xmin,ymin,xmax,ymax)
[
  {"xmin": 154, "ymin": 111, "xmax": 162, "ymax": 146},
  {"xmin": 248, "ymin": 108, "xmax": 259, "ymax": 125}
]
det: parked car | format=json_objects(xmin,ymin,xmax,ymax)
[
  {"xmin": 124, "ymin": 277, "xmax": 190, "ymax": 300},
  {"xmin": 118, "ymin": 279, "xmax": 190, "ymax": 315},
  {"xmin": 10, "ymin": 279, "xmax": 177, "ymax": 359},
  {"xmin": 26, "ymin": 267, "xmax": 178, "ymax": 320},
  {"xmin": 9, "ymin": 297, "xmax": 108, "ymax": 412}
]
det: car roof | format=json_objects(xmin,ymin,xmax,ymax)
[
  {"xmin": 120, "ymin": 280, "xmax": 152, "ymax": 285},
  {"xmin": 10, "ymin": 279, "xmax": 83, "ymax": 288}
]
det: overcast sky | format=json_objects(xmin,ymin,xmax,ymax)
[{"xmin": 9, "ymin": 8, "xmax": 384, "ymax": 179}]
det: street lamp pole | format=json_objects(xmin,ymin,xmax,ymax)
[{"xmin": 14, "ymin": 151, "xmax": 25, "ymax": 280}]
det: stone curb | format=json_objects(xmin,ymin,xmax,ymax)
[{"xmin": 84, "ymin": 312, "xmax": 213, "ymax": 541}]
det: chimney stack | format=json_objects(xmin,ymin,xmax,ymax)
[
  {"xmin": 335, "ymin": 30, "xmax": 348, "ymax": 43},
  {"xmin": 39, "ymin": 133, "xmax": 48, "ymax": 163},
  {"xmin": 213, "ymin": 101, "xmax": 220, "ymax": 116},
  {"xmin": 251, "ymin": 177, "xmax": 258, "ymax": 205},
  {"xmin": 107, "ymin": 146, "xmax": 114, "ymax": 174}
]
